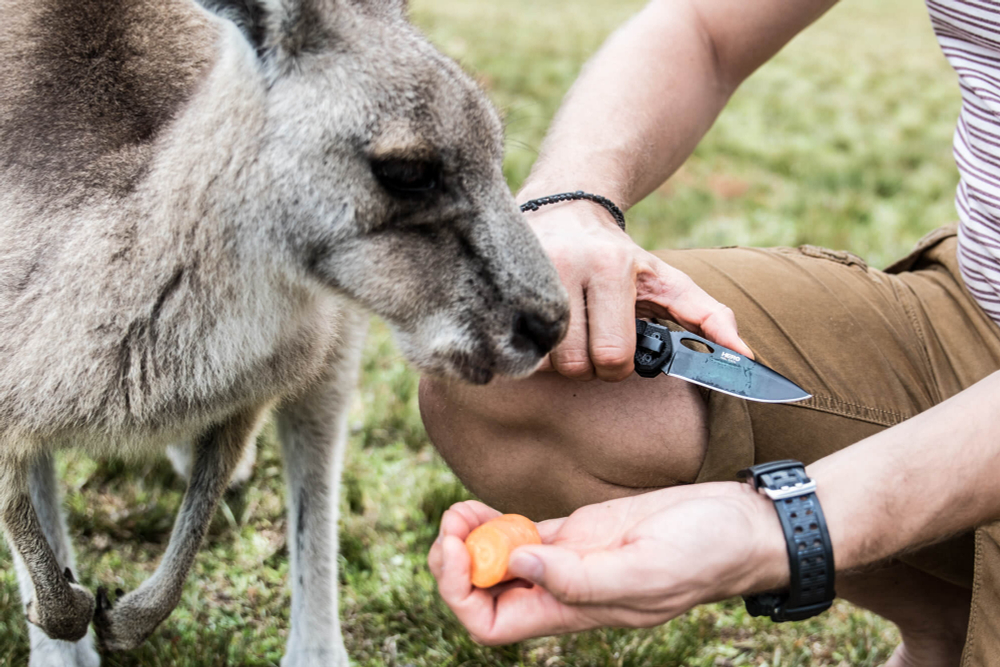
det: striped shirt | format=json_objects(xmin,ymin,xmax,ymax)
[{"xmin": 927, "ymin": 0, "xmax": 1000, "ymax": 324}]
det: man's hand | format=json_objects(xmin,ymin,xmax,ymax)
[
  {"xmin": 523, "ymin": 201, "xmax": 753, "ymax": 381},
  {"xmin": 427, "ymin": 483, "xmax": 787, "ymax": 645}
]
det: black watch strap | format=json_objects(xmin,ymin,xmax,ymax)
[{"xmin": 738, "ymin": 459, "xmax": 835, "ymax": 622}]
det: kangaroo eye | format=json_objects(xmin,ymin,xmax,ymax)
[{"xmin": 372, "ymin": 158, "xmax": 440, "ymax": 196}]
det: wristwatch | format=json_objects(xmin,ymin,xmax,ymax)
[{"xmin": 738, "ymin": 459, "xmax": 836, "ymax": 622}]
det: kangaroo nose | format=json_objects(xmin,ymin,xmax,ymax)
[{"xmin": 512, "ymin": 310, "xmax": 565, "ymax": 356}]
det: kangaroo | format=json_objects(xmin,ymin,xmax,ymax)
[{"xmin": 0, "ymin": 0, "xmax": 570, "ymax": 664}]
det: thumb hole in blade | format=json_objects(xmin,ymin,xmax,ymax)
[{"xmin": 679, "ymin": 339, "xmax": 714, "ymax": 355}]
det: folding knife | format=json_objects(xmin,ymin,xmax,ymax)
[{"xmin": 634, "ymin": 319, "xmax": 811, "ymax": 404}]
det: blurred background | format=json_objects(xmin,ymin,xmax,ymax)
[{"xmin": 0, "ymin": 0, "xmax": 962, "ymax": 664}]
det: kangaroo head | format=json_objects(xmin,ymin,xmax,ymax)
[{"xmin": 201, "ymin": 0, "xmax": 569, "ymax": 384}]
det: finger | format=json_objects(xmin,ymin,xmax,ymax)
[
  {"xmin": 437, "ymin": 533, "xmax": 581, "ymax": 644},
  {"xmin": 536, "ymin": 516, "xmax": 568, "ymax": 543},
  {"xmin": 550, "ymin": 287, "xmax": 594, "ymax": 380},
  {"xmin": 699, "ymin": 302, "xmax": 754, "ymax": 360},
  {"xmin": 440, "ymin": 501, "xmax": 503, "ymax": 540},
  {"xmin": 450, "ymin": 500, "xmax": 503, "ymax": 527},
  {"xmin": 437, "ymin": 535, "xmax": 508, "ymax": 639},
  {"xmin": 584, "ymin": 267, "xmax": 637, "ymax": 382},
  {"xmin": 484, "ymin": 578, "xmax": 533, "ymax": 598},
  {"xmin": 636, "ymin": 259, "xmax": 754, "ymax": 359},
  {"xmin": 437, "ymin": 535, "xmax": 475, "ymax": 602},
  {"xmin": 476, "ymin": 581, "xmax": 597, "ymax": 644},
  {"xmin": 507, "ymin": 543, "xmax": 651, "ymax": 607},
  {"xmin": 428, "ymin": 537, "xmax": 444, "ymax": 580},
  {"xmin": 536, "ymin": 354, "xmax": 554, "ymax": 373},
  {"xmin": 483, "ymin": 583, "xmax": 674, "ymax": 644}
]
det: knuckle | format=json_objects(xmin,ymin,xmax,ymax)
[
  {"xmin": 554, "ymin": 353, "xmax": 594, "ymax": 379},
  {"xmin": 716, "ymin": 304, "xmax": 735, "ymax": 318},
  {"xmin": 597, "ymin": 364, "xmax": 634, "ymax": 383},
  {"xmin": 657, "ymin": 261, "xmax": 689, "ymax": 285},
  {"xmin": 594, "ymin": 251, "xmax": 633, "ymax": 278},
  {"xmin": 591, "ymin": 254, "xmax": 622, "ymax": 276},
  {"xmin": 549, "ymin": 252, "xmax": 573, "ymax": 274},
  {"xmin": 559, "ymin": 362, "xmax": 595, "ymax": 380},
  {"xmin": 704, "ymin": 304, "xmax": 736, "ymax": 327},
  {"xmin": 544, "ymin": 250, "xmax": 573, "ymax": 274},
  {"xmin": 590, "ymin": 346, "xmax": 632, "ymax": 372},
  {"xmin": 556, "ymin": 577, "xmax": 589, "ymax": 606}
]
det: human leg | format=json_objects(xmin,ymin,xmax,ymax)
[
  {"xmin": 420, "ymin": 370, "xmax": 708, "ymax": 521},
  {"xmin": 838, "ymin": 562, "xmax": 970, "ymax": 667}
]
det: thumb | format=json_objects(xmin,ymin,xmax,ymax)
[
  {"xmin": 507, "ymin": 545, "xmax": 631, "ymax": 606},
  {"xmin": 638, "ymin": 259, "xmax": 755, "ymax": 360}
]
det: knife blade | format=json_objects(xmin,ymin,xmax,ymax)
[{"xmin": 634, "ymin": 319, "xmax": 811, "ymax": 404}]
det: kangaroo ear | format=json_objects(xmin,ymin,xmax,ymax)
[{"xmin": 199, "ymin": 0, "xmax": 332, "ymax": 61}]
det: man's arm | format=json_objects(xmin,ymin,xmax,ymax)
[
  {"xmin": 519, "ymin": 0, "xmax": 838, "ymax": 208},
  {"xmin": 428, "ymin": 370, "xmax": 1000, "ymax": 644},
  {"xmin": 812, "ymin": 369, "xmax": 1000, "ymax": 572},
  {"xmin": 518, "ymin": 0, "xmax": 837, "ymax": 381}
]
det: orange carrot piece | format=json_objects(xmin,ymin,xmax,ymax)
[
  {"xmin": 465, "ymin": 514, "xmax": 541, "ymax": 588},
  {"xmin": 492, "ymin": 514, "xmax": 541, "ymax": 548}
]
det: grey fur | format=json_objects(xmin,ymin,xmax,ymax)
[
  {"xmin": 0, "ymin": 0, "xmax": 568, "ymax": 663},
  {"xmin": 94, "ymin": 408, "xmax": 268, "ymax": 650},
  {"xmin": 11, "ymin": 455, "xmax": 101, "ymax": 665}
]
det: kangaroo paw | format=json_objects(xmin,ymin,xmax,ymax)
[
  {"xmin": 93, "ymin": 586, "xmax": 168, "ymax": 652},
  {"xmin": 25, "ymin": 578, "xmax": 95, "ymax": 643}
]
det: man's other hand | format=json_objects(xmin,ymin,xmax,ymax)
[{"xmin": 427, "ymin": 484, "xmax": 787, "ymax": 645}]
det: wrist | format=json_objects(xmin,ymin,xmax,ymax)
[
  {"xmin": 520, "ymin": 191, "xmax": 626, "ymax": 231},
  {"xmin": 741, "ymin": 484, "xmax": 791, "ymax": 594},
  {"xmin": 517, "ymin": 189, "xmax": 630, "ymax": 235},
  {"xmin": 738, "ymin": 461, "xmax": 837, "ymax": 622},
  {"xmin": 517, "ymin": 179, "xmax": 629, "ymax": 211}
]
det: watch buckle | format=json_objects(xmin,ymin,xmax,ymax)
[
  {"xmin": 761, "ymin": 479, "xmax": 817, "ymax": 501},
  {"xmin": 772, "ymin": 599, "xmax": 834, "ymax": 623}
]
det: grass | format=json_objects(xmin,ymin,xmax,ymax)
[{"xmin": 0, "ymin": 0, "xmax": 963, "ymax": 664}]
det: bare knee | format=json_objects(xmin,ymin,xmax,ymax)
[
  {"xmin": 419, "ymin": 372, "xmax": 709, "ymax": 520},
  {"xmin": 419, "ymin": 375, "xmax": 563, "ymax": 517}
]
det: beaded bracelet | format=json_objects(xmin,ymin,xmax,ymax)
[{"xmin": 519, "ymin": 191, "xmax": 626, "ymax": 231}]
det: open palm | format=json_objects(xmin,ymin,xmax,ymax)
[{"xmin": 427, "ymin": 482, "xmax": 787, "ymax": 645}]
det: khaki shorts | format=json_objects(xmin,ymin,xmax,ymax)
[{"xmin": 651, "ymin": 226, "xmax": 1000, "ymax": 664}]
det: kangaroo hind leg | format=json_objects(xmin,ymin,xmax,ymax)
[{"xmin": 280, "ymin": 314, "xmax": 366, "ymax": 667}]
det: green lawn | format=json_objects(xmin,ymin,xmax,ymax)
[{"xmin": 0, "ymin": 0, "xmax": 963, "ymax": 664}]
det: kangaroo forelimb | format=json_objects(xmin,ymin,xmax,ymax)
[
  {"xmin": 92, "ymin": 408, "xmax": 266, "ymax": 652},
  {"xmin": 0, "ymin": 465, "xmax": 95, "ymax": 642}
]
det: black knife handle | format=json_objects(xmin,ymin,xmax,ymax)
[{"xmin": 634, "ymin": 319, "xmax": 673, "ymax": 378}]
